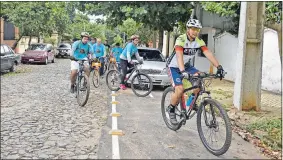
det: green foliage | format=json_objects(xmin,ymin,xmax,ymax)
[
  {"xmin": 80, "ymin": 2, "xmax": 194, "ymax": 32},
  {"xmin": 113, "ymin": 35, "xmax": 123, "ymax": 46},
  {"xmin": 44, "ymin": 37, "xmax": 57, "ymax": 46},
  {"xmin": 246, "ymin": 118, "xmax": 282, "ymax": 150}
]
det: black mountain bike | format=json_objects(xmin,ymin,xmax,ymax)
[
  {"xmin": 73, "ymin": 59, "xmax": 90, "ymax": 107},
  {"xmin": 161, "ymin": 71, "xmax": 232, "ymax": 156},
  {"xmin": 106, "ymin": 62, "xmax": 153, "ymax": 97}
]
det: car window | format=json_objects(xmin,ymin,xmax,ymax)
[
  {"xmin": 3, "ymin": 45, "xmax": 11, "ymax": 55},
  {"xmin": 6, "ymin": 46, "xmax": 15, "ymax": 55},
  {"xmin": 28, "ymin": 44, "xmax": 47, "ymax": 51},
  {"xmin": 134, "ymin": 49, "xmax": 165, "ymax": 62}
]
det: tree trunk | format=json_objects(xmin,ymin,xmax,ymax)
[
  {"xmin": 11, "ymin": 35, "xmax": 23, "ymax": 50},
  {"xmin": 153, "ymin": 31, "xmax": 157, "ymax": 48},
  {"xmin": 165, "ymin": 31, "xmax": 170, "ymax": 58},
  {"xmin": 28, "ymin": 36, "xmax": 32, "ymax": 47},
  {"xmin": 158, "ymin": 29, "xmax": 163, "ymax": 52},
  {"xmin": 37, "ymin": 36, "xmax": 40, "ymax": 43}
]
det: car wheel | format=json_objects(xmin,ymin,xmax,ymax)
[
  {"xmin": 55, "ymin": 55, "xmax": 59, "ymax": 58},
  {"xmin": 9, "ymin": 64, "xmax": 15, "ymax": 72},
  {"xmin": 44, "ymin": 58, "xmax": 48, "ymax": 65}
]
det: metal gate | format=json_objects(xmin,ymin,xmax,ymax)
[{"xmin": 4, "ymin": 21, "xmax": 15, "ymax": 40}]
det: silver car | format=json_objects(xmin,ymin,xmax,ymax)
[
  {"xmin": 55, "ymin": 43, "xmax": 72, "ymax": 58},
  {"xmin": 131, "ymin": 47, "xmax": 171, "ymax": 87}
]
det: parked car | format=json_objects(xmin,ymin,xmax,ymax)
[
  {"xmin": 131, "ymin": 47, "xmax": 171, "ymax": 87},
  {"xmin": 21, "ymin": 43, "xmax": 55, "ymax": 65},
  {"xmin": 0, "ymin": 44, "xmax": 21, "ymax": 72},
  {"xmin": 55, "ymin": 43, "xmax": 72, "ymax": 58}
]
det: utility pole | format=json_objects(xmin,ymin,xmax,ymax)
[{"xmin": 233, "ymin": 2, "xmax": 265, "ymax": 111}]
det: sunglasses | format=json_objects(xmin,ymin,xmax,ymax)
[{"xmin": 190, "ymin": 27, "xmax": 201, "ymax": 32}]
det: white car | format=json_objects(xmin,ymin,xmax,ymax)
[
  {"xmin": 55, "ymin": 43, "xmax": 72, "ymax": 58},
  {"xmin": 131, "ymin": 47, "xmax": 171, "ymax": 87}
]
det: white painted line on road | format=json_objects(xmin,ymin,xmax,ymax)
[
  {"xmin": 149, "ymin": 93, "xmax": 154, "ymax": 98},
  {"xmin": 111, "ymin": 91, "xmax": 120, "ymax": 159}
]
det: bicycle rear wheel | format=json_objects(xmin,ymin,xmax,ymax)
[
  {"xmin": 92, "ymin": 69, "xmax": 100, "ymax": 88},
  {"xmin": 131, "ymin": 73, "xmax": 153, "ymax": 97},
  {"xmin": 106, "ymin": 69, "xmax": 121, "ymax": 91},
  {"xmin": 76, "ymin": 75, "xmax": 90, "ymax": 107},
  {"xmin": 196, "ymin": 99, "xmax": 232, "ymax": 156}
]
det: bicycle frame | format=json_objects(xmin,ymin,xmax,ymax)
[
  {"xmin": 179, "ymin": 77, "xmax": 213, "ymax": 121},
  {"xmin": 122, "ymin": 63, "xmax": 140, "ymax": 84}
]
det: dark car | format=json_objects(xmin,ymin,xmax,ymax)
[
  {"xmin": 21, "ymin": 43, "xmax": 55, "ymax": 65},
  {"xmin": 55, "ymin": 43, "xmax": 72, "ymax": 58},
  {"xmin": 0, "ymin": 44, "xmax": 20, "ymax": 72}
]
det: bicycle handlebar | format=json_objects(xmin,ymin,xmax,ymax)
[{"xmin": 180, "ymin": 71, "xmax": 227, "ymax": 80}]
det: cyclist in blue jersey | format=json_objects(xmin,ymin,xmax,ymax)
[
  {"xmin": 119, "ymin": 35, "xmax": 143, "ymax": 90},
  {"xmin": 69, "ymin": 32, "xmax": 94, "ymax": 93},
  {"xmin": 111, "ymin": 43, "xmax": 123, "ymax": 71},
  {"xmin": 92, "ymin": 38, "xmax": 106, "ymax": 76}
]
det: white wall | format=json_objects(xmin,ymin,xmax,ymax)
[
  {"xmin": 212, "ymin": 29, "xmax": 281, "ymax": 94},
  {"xmin": 194, "ymin": 27, "xmax": 216, "ymax": 72},
  {"xmin": 261, "ymin": 29, "xmax": 281, "ymax": 93},
  {"xmin": 214, "ymin": 32, "xmax": 238, "ymax": 81}
]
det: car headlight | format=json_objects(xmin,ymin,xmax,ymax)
[{"xmin": 160, "ymin": 68, "xmax": 168, "ymax": 75}]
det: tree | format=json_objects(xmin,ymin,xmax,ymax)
[
  {"xmin": 79, "ymin": 2, "xmax": 195, "ymax": 51},
  {"xmin": 0, "ymin": 2, "xmax": 73, "ymax": 48}
]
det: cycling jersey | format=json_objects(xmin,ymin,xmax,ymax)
[
  {"xmin": 167, "ymin": 34, "xmax": 208, "ymax": 68},
  {"xmin": 111, "ymin": 47, "xmax": 123, "ymax": 62},
  {"xmin": 93, "ymin": 43, "xmax": 105, "ymax": 58},
  {"xmin": 72, "ymin": 40, "xmax": 92, "ymax": 60},
  {"xmin": 120, "ymin": 42, "xmax": 140, "ymax": 62}
]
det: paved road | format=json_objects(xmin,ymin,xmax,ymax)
[
  {"xmin": 1, "ymin": 58, "xmax": 269, "ymax": 159},
  {"xmin": 98, "ymin": 87, "xmax": 269, "ymax": 159},
  {"xmin": 1, "ymin": 59, "xmax": 108, "ymax": 159}
]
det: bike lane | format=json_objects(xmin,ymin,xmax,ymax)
[{"xmin": 97, "ymin": 88, "xmax": 268, "ymax": 159}]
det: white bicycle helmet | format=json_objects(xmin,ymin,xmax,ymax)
[
  {"xmin": 81, "ymin": 32, "xmax": 90, "ymax": 37},
  {"xmin": 186, "ymin": 19, "xmax": 202, "ymax": 29}
]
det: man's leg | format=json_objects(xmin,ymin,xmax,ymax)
[
  {"xmin": 120, "ymin": 59, "xmax": 128, "ymax": 89},
  {"xmin": 168, "ymin": 67, "xmax": 183, "ymax": 124},
  {"xmin": 99, "ymin": 57, "xmax": 105, "ymax": 76},
  {"xmin": 70, "ymin": 61, "xmax": 79, "ymax": 93}
]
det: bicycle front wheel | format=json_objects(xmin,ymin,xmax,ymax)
[
  {"xmin": 196, "ymin": 99, "xmax": 232, "ymax": 156},
  {"xmin": 92, "ymin": 69, "xmax": 100, "ymax": 88},
  {"xmin": 76, "ymin": 75, "xmax": 90, "ymax": 107},
  {"xmin": 131, "ymin": 73, "xmax": 153, "ymax": 97}
]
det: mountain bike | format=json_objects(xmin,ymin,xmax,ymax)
[
  {"xmin": 106, "ymin": 61, "xmax": 153, "ymax": 97},
  {"xmin": 90, "ymin": 59, "xmax": 101, "ymax": 88},
  {"xmin": 161, "ymin": 71, "xmax": 232, "ymax": 156},
  {"xmin": 73, "ymin": 59, "xmax": 90, "ymax": 107}
]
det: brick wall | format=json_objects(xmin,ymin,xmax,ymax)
[{"xmin": 0, "ymin": 18, "xmax": 20, "ymax": 52}]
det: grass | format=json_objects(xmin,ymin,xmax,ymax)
[
  {"xmin": 246, "ymin": 118, "xmax": 282, "ymax": 151},
  {"xmin": 1, "ymin": 67, "xmax": 32, "ymax": 77}
]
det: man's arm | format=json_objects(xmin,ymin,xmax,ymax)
[
  {"xmin": 134, "ymin": 51, "xmax": 142, "ymax": 61},
  {"xmin": 175, "ymin": 46, "xmax": 185, "ymax": 72},
  {"xmin": 126, "ymin": 45, "xmax": 132, "ymax": 63},
  {"xmin": 70, "ymin": 41, "xmax": 78, "ymax": 57},
  {"xmin": 202, "ymin": 47, "xmax": 220, "ymax": 68}
]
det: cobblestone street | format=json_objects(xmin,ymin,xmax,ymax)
[{"xmin": 1, "ymin": 59, "xmax": 108, "ymax": 159}]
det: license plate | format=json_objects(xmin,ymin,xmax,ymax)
[{"xmin": 29, "ymin": 59, "xmax": 34, "ymax": 61}]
